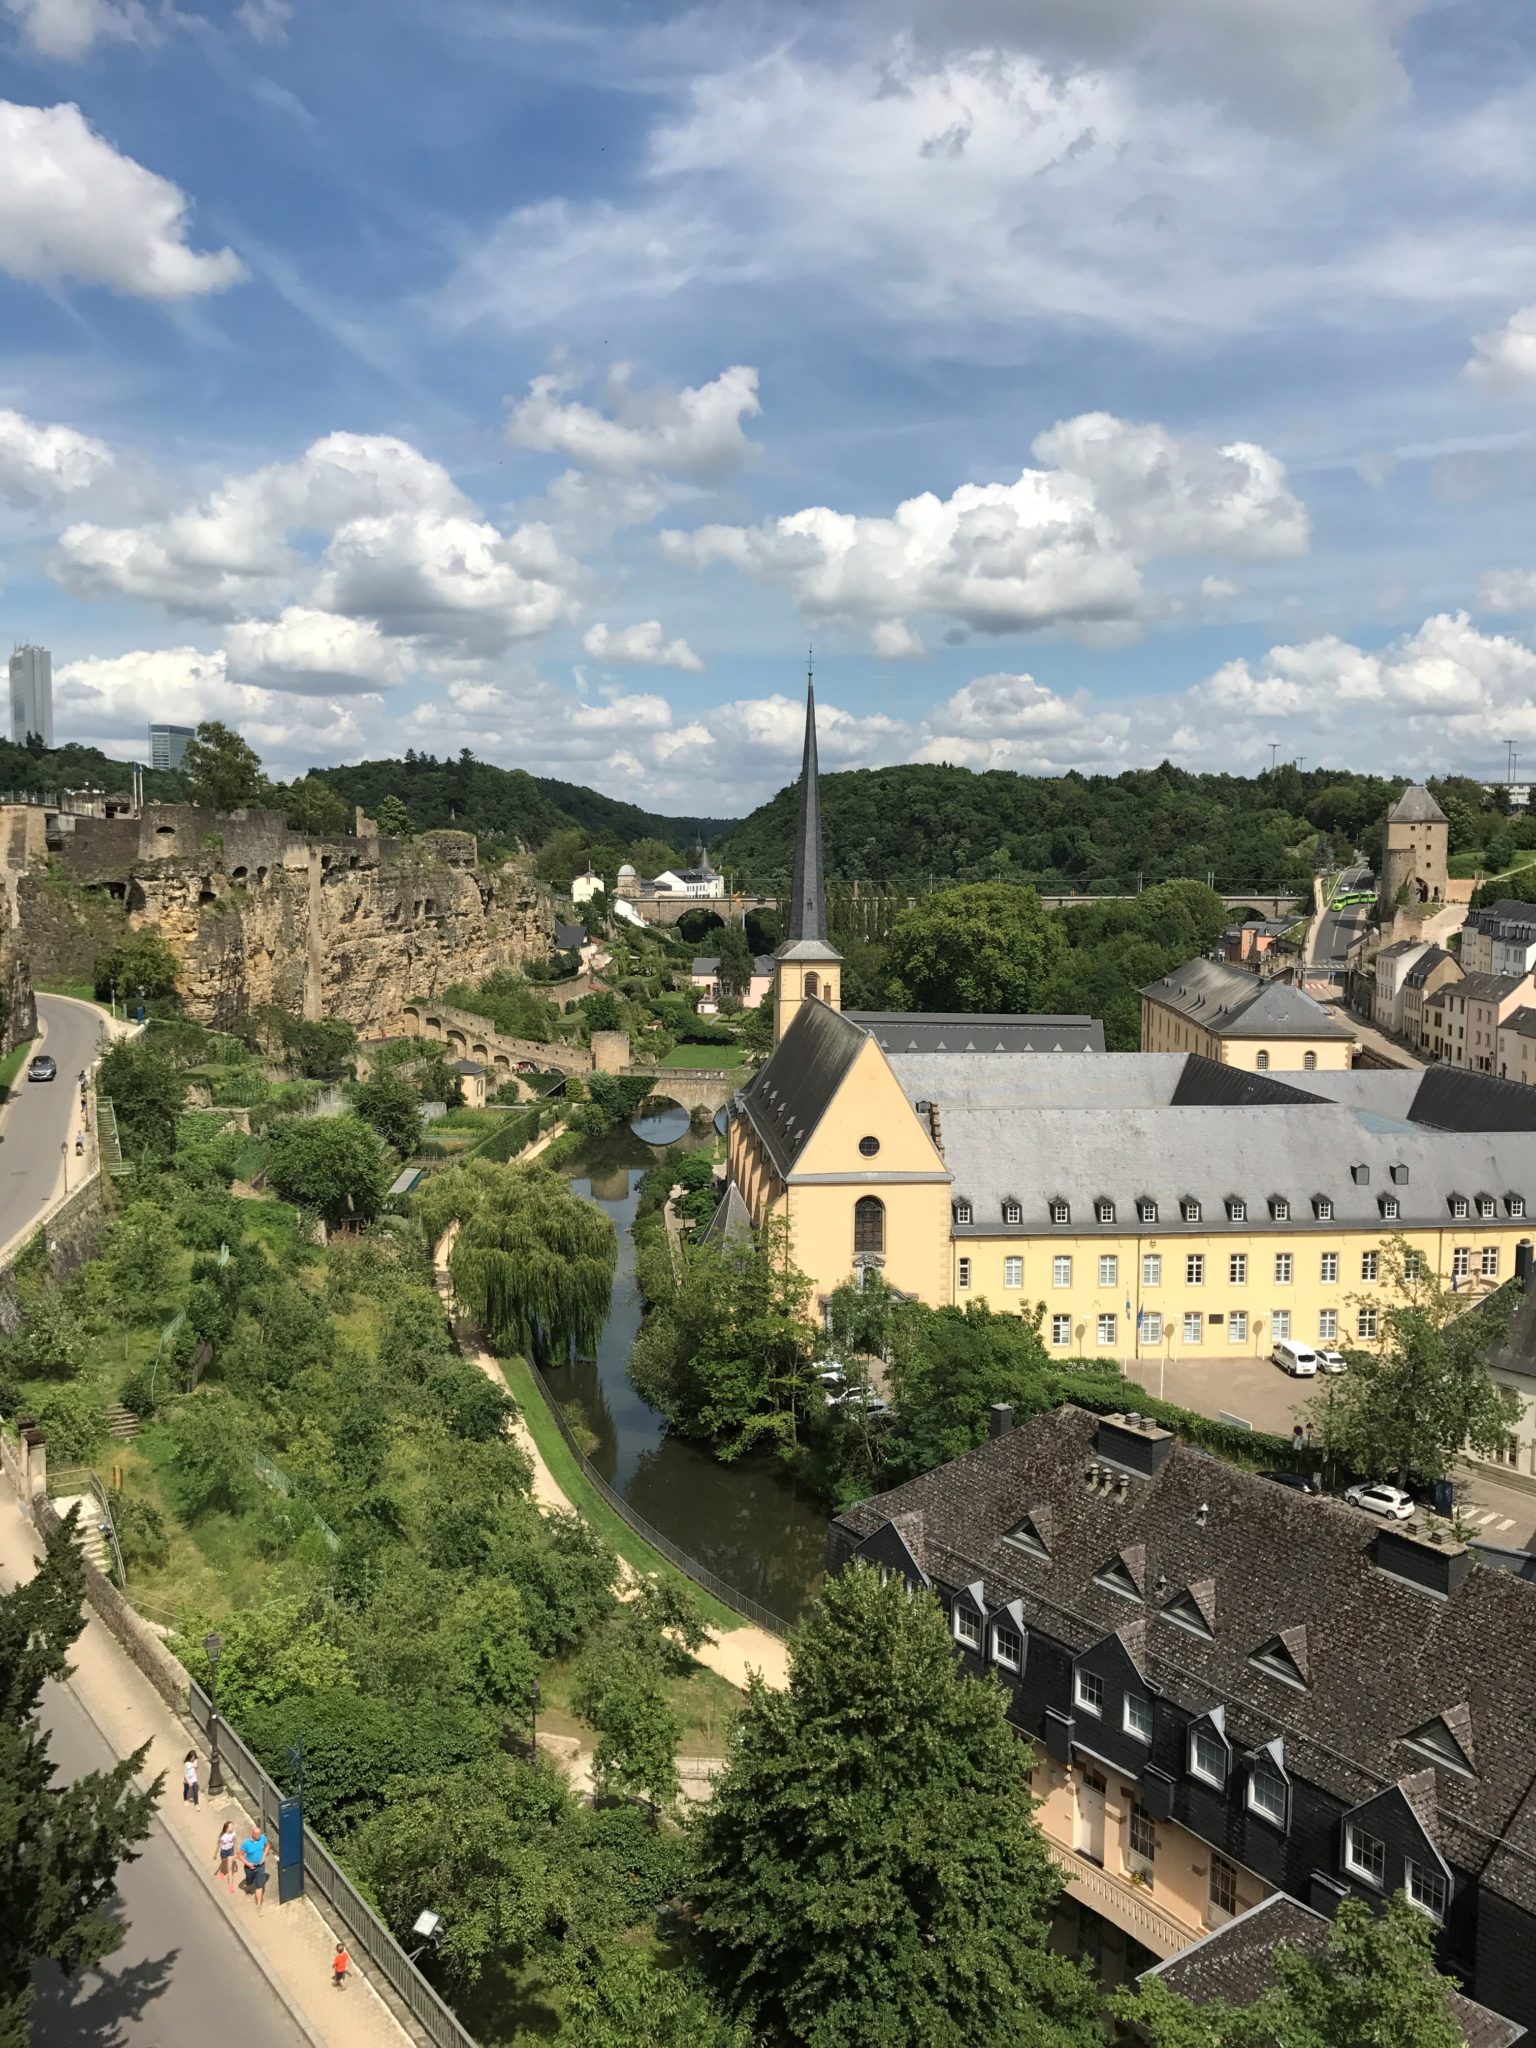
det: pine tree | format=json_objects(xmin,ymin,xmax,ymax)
[
  {"xmin": 690, "ymin": 1564, "xmax": 1098, "ymax": 2048},
  {"xmin": 0, "ymin": 1512, "xmax": 160, "ymax": 2046}
]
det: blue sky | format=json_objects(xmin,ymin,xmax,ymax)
[{"xmin": 2, "ymin": 0, "xmax": 1536, "ymax": 809}]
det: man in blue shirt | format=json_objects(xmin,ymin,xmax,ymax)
[{"xmin": 240, "ymin": 1829, "xmax": 270, "ymax": 1908}]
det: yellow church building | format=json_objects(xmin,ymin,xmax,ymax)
[{"xmin": 725, "ymin": 684, "xmax": 1536, "ymax": 1363}]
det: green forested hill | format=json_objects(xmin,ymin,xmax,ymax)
[
  {"xmin": 715, "ymin": 762, "xmax": 1461, "ymax": 893},
  {"xmin": 0, "ymin": 737, "xmax": 190, "ymax": 805}
]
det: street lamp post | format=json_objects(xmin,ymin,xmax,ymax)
[
  {"xmin": 530, "ymin": 1676, "xmax": 540, "ymax": 1760},
  {"xmin": 204, "ymin": 1629, "xmax": 226, "ymax": 1795}
]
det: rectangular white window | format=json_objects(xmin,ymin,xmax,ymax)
[
  {"xmin": 1274, "ymin": 1253, "xmax": 1293, "ymax": 1283},
  {"xmin": 1407, "ymin": 1859, "xmax": 1449, "ymax": 1921},
  {"xmin": 1272, "ymin": 1310, "xmax": 1291, "ymax": 1340},
  {"xmin": 1229, "ymin": 1311, "xmax": 1248, "ymax": 1342},
  {"xmin": 1143, "ymin": 1253, "xmax": 1162, "ymax": 1286},
  {"xmin": 1209, "ymin": 1854, "xmax": 1238, "ymax": 1923},
  {"xmin": 1097, "ymin": 1313, "xmax": 1117, "ymax": 1346},
  {"xmin": 1099, "ymin": 1254, "xmax": 1118, "ymax": 1287},
  {"xmin": 1358, "ymin": 1306, "xmax": 1379, "ymax": 1339},
  {"xmin": 1128, "ymin": 1801, "xmax": 1156, "ymax": 1866},
  {"xmin": 1050, "ymin": 1200, "xmax": 1070, "ymax": 1225},
  {"xmin": 955, "ymin": 1201, "xmax": 972, "ymax": 1225},
  {"xmin": 1320, "ymin": 1253, "xmax": 1338, "ymax": 1283},
  {"xmin": 1003, "ymin": 1200, "xmax": 1023, "ymax": 1225},
  {"xmin": 957, "ymin": 1256, "xmax": 972, "ymax": 1290},
  {"xmin": 1227, "ymin": 1199, "xmax": 1247, "ymax": 1222},
  {"xmin": 1318, "ymin": 1309, "xmax": 1338, "ymax": 1342},
  {"xmin": 1182, "ymin": 1199, "xmax": 1202, "ymax": 1223},
  {"xmin": 1512, "ymin": 1196, "xmax": 1526, "ymax": 1218},
  {"xmin": 1074, "ymin": 1669, "xmax": 1104, "ymax": 1717},
  {"xmin": 953, "ymin": 1605, "xmax": 981, "ymax": 1650},
  {"xmin": 1361, "ymin": 1251, "xmax": 1379, "ymax": 1281},
  {"xmin": 1482, "ymin": 1246, "xmax": 1500, "ymax": 1279},
  {"xmin": 1479, "ymin": 1196, "xmax": 1497, "ymax": 1219},
  {"xmin": 1190, "ymin": 1727, "xmax": 1227, "ymax": 1786},
  {"xmin": 1096, "ymin": 1200, "xmax": 1115, "ymax": 1224},
  {"xmin": 1052, "ymin": 1255, "xmax": 1072, "ymax": 1288},
  {"xmin": 1452, "ymin": 1197, "xmax": 1469, "ymax": 1220},
  {"xmin": 1183, "ymin": 1312, "xmax": 1203, "ymax": 1344},
  {"xmin": 1004, "ymin": 1256, "xmax": 1023, "ymax": 1289},
  {"xmin": 1345, "ymin": 1825, "xmax": 1386, "ymax": 1887},
  {"xmin": 1051, "ymin": 1313, "xmax": 1072, "ymax": 1345},
  {"xmin": 1247, "ymin": 1764, "xmax": 1287, "ymax": 1826},
  {"xmin": 991, "ymin": 1621, "xmax": 1023, "ymax": 1671},
  {"xmin": 1405, "ymin": 1249, "xmax": 1427, "ymax": 1280},
  {"xmin": 1271, "ymin": 1199, "xmax": 1290, "ymax": 1221},
  {"xmin": 1143, "ymin": 1312, "xmax": 1163, "ymax": 1345},
  {"xmin": 1229, "ymin": 1253, "xmax": 1247, "ymax": 1285},
  {"xmin": 1382, "ymin": 1198, "xmax": 1399, "ymax": 1220},
  {"xmin": 1452, "ymin": 1247, "xmax": 1470, "ymax": 1280},
  {"xmin": 1139, "ymin": 1200, "xmax": 1158, "ymax": 1224},
  {"xmin": 1124, "ymin": 1693, "xmax": 1153, "ymax": 1742},
  {"xmin": 1187, "ymin": 1254, "xmax": 1205, "ymax": 1285},
  {"xmin": 1316, "ymin": 1198, "xmax": 1334, "ymax": 1220}
]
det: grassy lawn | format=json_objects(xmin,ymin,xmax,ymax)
[
  {"xmin": 537, "ymin": 1650, "xmax": 740, "ymax": 1757},
  {"xmin": 0, "ymin": 1038, "xmax": 35, "ymax": 1093},
  {"xmin": 656, "ymin": 1043, "xmax": 747, "ymax": 1069},
  {"xmin": 35, "ymin": 979, "xmax": 100, "ymax": 1004},
  {"xmin": 498, "ymin": 1353, "xmax": 746, "ymax": 1636}
]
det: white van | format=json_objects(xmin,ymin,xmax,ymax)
[{"xmin": 1272, "ymin": 1340, "xmax": 1319, "ymax": 1376}]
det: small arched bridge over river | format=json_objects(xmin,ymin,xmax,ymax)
[{"xmin": 626, "ymin": 1068, "xmax": 740, "ymax": 1115}]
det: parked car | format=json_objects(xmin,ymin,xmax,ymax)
[
  {"xmin": 1317, "ymin": 1349, "xmax": 1347, "ymax": 1374},
  {"xmin": 814, "ymin": 1362, "xmax": 848, "ymax": 1391},
  {"xmin": 26, "ymin": 1054, "xmax": 56, "ymax": 1083},
  {"xmin": 1260, "ymin": 1471, "xmax": 1319, "ymax": 1494},
  {"xmin": 1343, "ymin": 1482, "xmax": 1415, "ymax": 1521},
  {"xmin": 828, "ymin": 1386, "xmax": 891, "ymax": 1417},
  {"xmin": 1272, "ymin": 1340, "xmax": 1319, "ymax": 1376}
]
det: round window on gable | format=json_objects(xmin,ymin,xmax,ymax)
[{"xmin": 859, "ymin": 1136, "xmax": 880, "ymax": 1158}]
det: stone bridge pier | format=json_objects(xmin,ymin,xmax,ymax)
[{"xmin": 623, "ymin": 1067, "xmax": 738, "ymax": 1115}]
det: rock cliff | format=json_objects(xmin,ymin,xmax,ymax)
[{"xmin": 15, "ymin": 804, "xmax": 553, "ymax": 1033}]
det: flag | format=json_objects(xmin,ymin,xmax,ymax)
[{"xmin": 1452, "ymin": 1273, "xmax": 1460, "ymax": 1293}]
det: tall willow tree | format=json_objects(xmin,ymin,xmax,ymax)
[{"xmin": 447, "ymin": 1165, "xmax": 617, "ymax": 1364}]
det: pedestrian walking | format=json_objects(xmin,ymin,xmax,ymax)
[
  {"xmin": 240, "ymin": 1828, "xmax": 270, "ymax": 1908},
  {"xmin": 183, "ymin": 1750, "xmax": 200, "ymax": 1806},
  {"xmin": 332, "ymin": 1944, "xmax": 350, "ymax": 1991},
  {"xmin": 214, "ymin": 1821, "xmax": 237, "ymax": 1888}
]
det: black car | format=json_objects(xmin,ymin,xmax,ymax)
[
  {"xmin": 1259, "ymin": 1470, "xmax": 1318, "ymax": 1494},
  {"xmin": 26, "ymin": 1054, "xmax": 57, "ymax": 1083}
]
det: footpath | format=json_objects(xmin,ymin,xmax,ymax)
[
  {"xmin": 0, "ymin": 1483, "xmax": 412, "ymax": 2048},
  {"xmin": 433, "ymin": 1226, "xmax": 791, "ymax": 1693}
]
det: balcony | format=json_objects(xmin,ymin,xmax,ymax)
[{"xmin": 1048, "ymin": 1842, "xmax": 1201, "ymax": 1960}]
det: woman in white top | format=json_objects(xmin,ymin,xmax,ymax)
[
  {"xmin": 215, "ymin": 1821, "xmax": 237, "ymax": 1886},
  {"xmin": 182, "ymin": 1750, "xmax": 200, "ymax": 1807}
]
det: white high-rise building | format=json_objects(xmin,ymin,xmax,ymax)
[{"xmin": 9, "ymin": 644, "xmax": 53, "ymax": 749}]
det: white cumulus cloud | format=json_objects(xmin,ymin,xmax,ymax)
[
  {"xmin": 1466, "ymin": 305, "xmax": 1536, "ymax": 390},
  {"xmin": 0, "ymin": 406, "xmax": 112, "ymax": 506},
  {"xmin": 1188, "ymin": 612, "xmax": 1536, "ymax": 722},
  {"xmin": 223, "ymin": 607, "xmax": 418, "ymax": 695},
  {"xmin": 0, "ymin": 101, "xmax": 244, "ymax": 300},
  {"xmin": 914, "ymin": 670, "xmax": 1135, "ymax": 772},
  {"xmin": 315, "ymin": 512, "xmax": 582, "ymax": 655},
  {"xmin": 508, "ymin": 363, "xmax": 761, "ymax": 482},
  {"xmin": 2, "ymin": 0, "xmax": 143, "ymax": 59},
  {"xmin": 582, "ymin": 620, "xmax": 702, "ymax": 671},
  {"xmin": 1481, "ymin": 568, "xmax": 1536, "ymax": 612}
]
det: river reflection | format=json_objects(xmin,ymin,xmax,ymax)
[{"xmin": 543, "ymin": 1121, "xmax": 827, "ymax": 1621}]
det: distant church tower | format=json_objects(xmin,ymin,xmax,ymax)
[{"xmin": 774, "ymin": 670, "xmax": 843, "ymax": 1043}]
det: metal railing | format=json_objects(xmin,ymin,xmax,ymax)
[
  {"xmin": 522, "ymin": 1353, "xmax": 792, "ymax": 1637},
  {"xmin": 185, "ymin": 1682, "xmax": 481, "ymax": 2048},
  {"xmin": 47, "ymin": 1465, "xmax": 126, "ymax": 1587}
]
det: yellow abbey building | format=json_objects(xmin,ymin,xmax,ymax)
[{"xmin": 725, "ymin": 684, "xmax": 1536, "ymax": 1360}]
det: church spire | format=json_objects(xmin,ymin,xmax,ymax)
[{"xmin": 788, "ymin": 654, "xmax": 825, "ymax": 943}]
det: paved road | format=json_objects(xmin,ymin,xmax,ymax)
[
  {"xmin": 0, "ymin": 994, "xmax": 107, "ymax": 1255},
  {"xmin": 27, "ymin": 1671, "xmax": 307, "ymax": 2047},
  {"xmin": 1310, "ymin": 862, "xmax": 1373, "ymax": 972}
]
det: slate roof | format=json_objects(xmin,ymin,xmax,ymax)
[
  {"xmin": 699, "ymin": 1180, "xmax": 753, "ymax": 1246},
  {"xmin": 1503, "ymin": 1007, "xmax": 1536, "ymax": 1041},
  {"xmin": 554, "ymin": 920, "xmax": 587, "ymax": 951},
  {"xmin": 691, "ymin": 956, "xmax": 720, "ymax": 976},
  {"xmin": 1142, "ymin": 1894, "xmax": 1523, "ymax": 2048},
  {"xmin": 1142, "ymin": 958, "xmax": 1355, "ymax": 1041},
  {"xmin": 1405, "ymin": 945, "xmax": 1459, "ymax": 989},
  {"xmin": 850, "ymin": 1012, "xmax": 1104, "ymax": 1056},
  {"xmin": 1489, "ymin": 1277, "xmax": 1536, "ymax": 1383},
  {"xmin": 1468, "ymin": 900, "xmax": 1536, "ymax": 933},
  {"xmin": 1409, "ymin": 1066, "xmax": 1536, "ymax": 1133},
  {"xmin": 837, "ymin": 1405, "xmax": 1536, "ymax": 1915},
  {"xmin": 1446, "ymin": 973, "xmax": 1528, "ymax": 1004},
  {"xmin": 1388, "ymin": 783, "xmax": 1450, "ymax": 824},
  {"xmin": 1376, "ymin": 937, "xmax": 1428, "ymax": 961},
  {"xmin": 736, "ymin": 998, "xmax": 869, "ymax": 1176}
]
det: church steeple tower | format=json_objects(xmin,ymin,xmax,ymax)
[{"xmin": 774, "ymin": 660, "xmax": 842, "ymax": 1043}]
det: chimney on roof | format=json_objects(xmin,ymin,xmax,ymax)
[
  {"xmin": 927, "ymin": 1101, "xmax": 943, "ymax": 1155},
  {"xmin": 989, "ymin": 1402, "xmax": 1012, "ymax": 1440},
  {"xmin": 1096, "ymin": 1412, "xmax": 1175, "ymax": 1478},
  {"xmin": 1373, "ymin": 1523, "xmax": 1471, "ymax": 1599},
  {"xmin": 1518, "ymin": 1239, "xmax": 1534, "ymax": 1291}
]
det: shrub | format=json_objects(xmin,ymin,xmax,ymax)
[
  {"xmin": 114, "ymin": 1492, "xmax": 170, "ymax": 1573},
  {"xmin": 31, "ymin": 1384, "xmax": 107, "ymax": 1464}
]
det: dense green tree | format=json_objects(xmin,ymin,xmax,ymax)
[
  {"xmin": 538, "ymin": 826, "xmax": 592, "ymax": 887},
  {"xmin": 1114, "ymin": 1893, "xmax": 1463, "ymax": 2047},
  {"xmin": 581, "ymin": 990, "xmax": 623, "ymax": 1032},
  {"xmin": 100, "ymin": 1202, "xmax": 179, "ymax": 1322},
  {"xmin": 629, "ymin": 835, "xmax": 682, "ymax": 878},
  {"xmin": 97, "ymin": 1040, "xmax": 186, "ymax": 1160},
  {"xmin": 373, "ymin": 792, "xmax": 414, "ymax": 836},
  {"xmin": 182, "ymin": 720, "xmax": 270, "ymax": 811},
  {"xmin": 1306, "ymin": 1239, "xmax": 1519, "ymax": 1486},
  {"xmin": 442, "ymin": 969, "xmax": 556, "ymax": 1043},
  {"xmin": 266, "ymin": 1113, "xmax": 391, "ymax": 1226},
  {"xmin": 352, "ymin": 1073, "xmax": 424, "ymax": 1155},
  {"xmin": 885, "ymin": 883, "xmax": 1069, "ymax": 1013},
  {"xmin": 273, "ymin": 1013, "xmax": 358, "ymax": 1076},
  {"xmin": 561, "ymin": 1943, "xmax": 746, "ymax": 2047},
  {"xmin": 160, "ymin": 1388, "xmax": 265, "ymax": 1521},
  {"xmin": 245, "ymin": 1688, "xmax": 494, "ymax": 1839},
  {"xmin": 0, "ymin": 1513, "xmax": 160, "ymax": 2046},
  {"xmin": 440, "ymin": 1163, "xmax": 617, "ymax": 1363},
  {"xmin": 573, "ymin": 1636, "xmax": 682, "ymax": 1816},
  {"xmin": 93, "ymin": 925, "xmax": 180, "ymax": 1004},
  {"xmin": 440, "ymin": 1580, "xmax": 541, "ymax": 1722},
  {"xmin": 175, "ymin": 1592, "xmax": 355, "ymax": 1718},
  {"xmin": 282, "ymin": 775, "xmax": 352, "ymax": 837},
  {"xmin": 691, "ymin": 1565, "xmax": 1097, "ymax": 2048},
  {"xmin": 713, "ymin": 921, "xmax": 755, "ymax": 997}
]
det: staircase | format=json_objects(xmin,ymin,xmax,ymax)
[
  {"xmin": 105, "ymin": 1402, "xmax": 141, "ymax": 1442},
  {"xmin": 50, "ymin": 1495, "xmax": 112, "ymax": 1573}
]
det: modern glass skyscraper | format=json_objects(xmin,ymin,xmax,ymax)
[
  {"xmin": 9, "ymin": 644, "xmax": 53, "ymax": 748},
  {"xmin": 150, "ymin": 723, "xmax": 196, "ymax": 771}
]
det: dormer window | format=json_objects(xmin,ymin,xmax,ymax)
[
  {"xmin": 1269, "ymin": 1196, "xmax": 1290, "ymax": 1221},
  {"xmin": 1250, "ymin": 1633, "xmax": 1308, "ymax": 1689},
  {"xmin": 1181, "ymin": 1197, "xmax": 1201, "ymax": 1224},
  {"xmin": 1509, "ymin": 1194, "xmax": 1526, "ymax": 1218},
  {"xmin": 1247, "ymin": 1747, "xmax": 1289, "ymax": 1827},
  {"xmin": 954, "ymin": 1200, "xmax": 973, "ymax": 1226},
  {"xmin": 1188, "ymin": 1716, "xmax": 1229, "ymax": 1788},
  {"xmin": 1381, "ymin": 1195, "xmax": 1400, "ymax": 1220},
  {"xmin": 1477, "ymin": 1194, "xmax": 1497, "ymax": 1219},
  {"xmin": 1450, "ymin": 1195, "xmax": 1469, "ymax": 1220},
  {"xmin": 1391, "ymin": 1164, "xmax": 1410, "ymax": 1185},
  {"xmin": 1313, "ymin": 1196, "xmax": 1334, "ymax": 1221},
  {"xmin": 1351, "ymin": 1164, "xmax": 1371, "ymax": 1185},
  {"xmin": 1138, "ymin": 1198, "xmax": 1158, "ymax": 1224},
  {"xmin": 952, "ymin": 1603, "xmax": 981, "ymax": 1650},
  {"xmin": 1094, "ymin": 1553, "xmax": 1144, "ymax": 1603},
  {"xmin": 1402, "ymin": 1713, "xmax": 1476, "ymax": 1778},
  {"xmin": 1003, "ymin": 1199, "xmax": 1023, "ymax": 1225},
  {"xmin": 1049, "ymin": 1199, "xmax": 1070, "ymax": 1226},
  {"xmin": 1159, "ymin": 1587, "xmax": 1215, "ymax": 1639},
  {"xmin": 1095, "ymin": 1199, "xmax": 1115, "ymax": 1225},
  {"xmin": 1004, "ymin": 1513, "xmax": 1051, "ymax": 1561},
  {"xmin": 1225, "ymin": 1197, "xmax": 1246, "ymax": 1223}
]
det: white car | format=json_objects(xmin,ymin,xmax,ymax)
[
  {"xmin": 814, "ymin": 1362, "xmax": 848, "ymax": 1391},
  {"xmin": 1343, "ymin": 1482, "xmax": 1415, "ymax": 1521},
  {"xmin": 1272, "ymin": 1340, "xmax": 1319, "ymax": 1376},
  {"xmin": 1317, "ymin": 1349, "xmax": 1347, "ymax": 1374},
  {"xmin": 828, "ymin": 1386, "xmax": 891, "ymax": 1417}
]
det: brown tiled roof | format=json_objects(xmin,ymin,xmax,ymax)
[{"xmin": 836, "ymin": 1405, "xmax": 1536, "ymax": 1913}]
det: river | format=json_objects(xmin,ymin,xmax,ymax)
[{"xmin": 540, "ymin": 1108, "xmax": 828, "ymax": 1623}]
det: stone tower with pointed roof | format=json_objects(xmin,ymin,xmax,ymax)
[
  {"xmin": 1379, "ymin": 782, "xmax": 1448, "ymax": 917},
  {"xmin": 773, "ymin": 672, "xmax": 843, "ymax": 1042}
]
